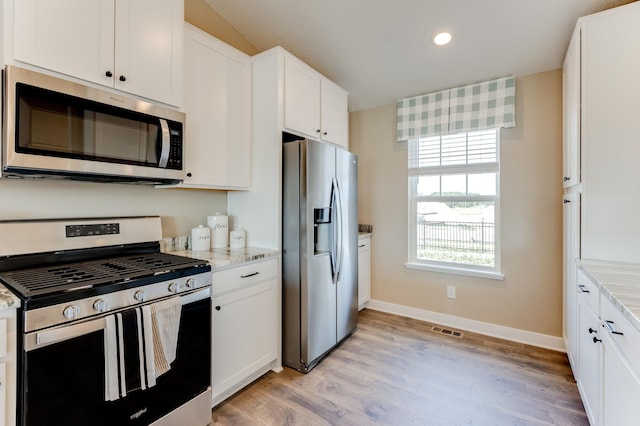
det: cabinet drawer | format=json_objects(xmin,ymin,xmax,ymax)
[
  {"xmin": 357, "ymin": 237, "xmax": 370, "ymax": 251},
  {"xmin": 577, "ymin": 268, "xmax": 600, "ymax": 315},
  {"xmin": 601, "ymin": 294, "xmax": 640, "ymax": 378},
  {"xmin": 212, "ymin": 258, "xmax": 277, "ymax": 296}
]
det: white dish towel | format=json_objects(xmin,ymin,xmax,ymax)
[{"xmin": 147, "ymin": 296, "xmax": 182, "ymax": 377}]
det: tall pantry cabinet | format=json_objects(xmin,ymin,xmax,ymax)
[{"xmin": 563, "ymin": 3, "xmax": 640, "ymax": 425}]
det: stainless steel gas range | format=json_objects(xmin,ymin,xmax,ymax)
[{"xmin": 0, "ymin": 216, "xmax": 212, "ymax": 426}]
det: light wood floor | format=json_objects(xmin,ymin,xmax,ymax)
[{"xmin": 211, "ymin": 309, "xmax": 588, "ymax": 425}]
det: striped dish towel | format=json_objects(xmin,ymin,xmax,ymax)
[{"xmin": 149, "ymin": 296, "xmax": 182, "ymax": 377}]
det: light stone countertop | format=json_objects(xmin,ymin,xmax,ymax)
[
  {"xmin": 0, "ymin": 285, "xmax": 21, "ymax": 311},
  {"xmin": 578, "ymin": 259, "xmax": 640, "ymax": 333},
  {"xmin": 171, "ymin": 247, "xmax": 279, "ymax": 271}
]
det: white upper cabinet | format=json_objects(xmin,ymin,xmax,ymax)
[
  {"xmin": 320, "ymin": 77, "xmax": 349, "ymax": 147},
  {"xmin": 562, "ymin": 27, "xmax": 580, "ymax": 189},
  {"xmin": 178, "ymin": 23, "xmax": 251, "ymax": 190},
  {"xmin": 284, "ymin": 53, "xmax": 349, "ymax": 148},
  {"xmin": 11, "ymin": 0, "xmax": 183, "ymax": 106},
  {"xmin": 579, "ymin": 3, "xmax": 640, "ymax": 263}
]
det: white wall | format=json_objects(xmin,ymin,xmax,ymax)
[{"xmin": 0, "ymin": 179, "xmax": 226, "ymax": 237}]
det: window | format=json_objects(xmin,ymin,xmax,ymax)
[{"xmin": 408, "ymin": 129, "xmax": 501, "ymax": 277}]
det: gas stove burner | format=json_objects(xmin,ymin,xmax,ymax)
[{"xmin": 0, "ymin": 252, "xmax": 208, "ymax": 299}]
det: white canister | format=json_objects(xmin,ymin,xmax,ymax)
[
  {"xmin": 191, "ymin": 225, "xmax": 211, "ymax": 251},
  {"xmin": 207, "ymin": 213, "xmax": 228, "ymax": 248},
  {"xmin": 230, "ymin": 229, "xmax": 246, "ymax": 249}
]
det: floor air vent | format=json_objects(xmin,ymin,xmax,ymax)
[{"xmin": 431, "ymin": 325, "xmax": 464, "ymax": 338}]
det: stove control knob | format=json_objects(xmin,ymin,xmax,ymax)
[
  {"xmin": 134, "ymin": 290, "xmax": 148, "ymax": 303},
  {"xmin": 63, "ymin": 305, "xmax": 80, "ymax": 320},
  {"xmin": 168, "ymin": 282, "xmax": 179, "ymax": 294},
  {"xmin": 93, "ymin": 299, "xmax": 108, "ymax": 313},
  {"xmin": 186, "ymin": 278, "xmax": 196, "ymax": 289}
]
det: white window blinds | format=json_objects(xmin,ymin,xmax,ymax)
[{"xmin": 409, "ymin": 130, "xmax": 498, "ymax": 176}]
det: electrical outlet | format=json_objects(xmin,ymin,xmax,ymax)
[{"xmin": 447, "ymin": 285, "xmax": 456, "ymax": 299}]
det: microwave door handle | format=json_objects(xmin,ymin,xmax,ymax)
[{"xmin": 158, "ymin": 119, "xmax": 171, "ymax": 168}]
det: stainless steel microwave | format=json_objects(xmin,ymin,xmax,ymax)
[{"xmin": 1, "ymin": 65, "xmax": 185, "ymax": 184}]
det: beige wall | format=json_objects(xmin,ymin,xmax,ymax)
[
  {"xmin": 350, "ymin": 70, "xmax": 564, "ymax": 337},
  {"xmin": 0, "ymin": 2, "xmax": 257, "ymax": 238},
  {"xmin": 185, "ymin": 0, "xmax": 258, "ymax": 55}
]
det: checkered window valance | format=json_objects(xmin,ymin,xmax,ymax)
[{"xmin": 397, "ymin": 76, "xmax": 516, "ymax": 141}]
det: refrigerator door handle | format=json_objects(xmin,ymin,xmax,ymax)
[
  {"xmin": 334, "ymin": 177, "xmax": 344, "ymax": 284},
  {"xmin": 329, "ymin": 178, "xmax": 338, "ymax": 284}
]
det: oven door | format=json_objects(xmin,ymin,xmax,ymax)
[{"xmin": 20, "ymin": 289, "xmax": 211, "ymax": 426}]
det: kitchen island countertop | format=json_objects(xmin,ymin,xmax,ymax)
[
  {"xmin": 578, "ymin": 259, "xmax": 640, "ymax": 334},
  {"xmin": 172, "ymin": 246, "xmax": 279, "ymax": 271}
]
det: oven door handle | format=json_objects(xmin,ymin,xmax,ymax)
[
  {"xmin": 26, "ymin": 317, "xmax": 107, "ymax": 351},
  {"xmin": 25, "ymin": 288, "xmax": 210, "ymax": 351}
]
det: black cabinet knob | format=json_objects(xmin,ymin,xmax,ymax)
[
  {"xmin": 593, "ymin": 336, "xmax": 602, "ymax": 343},
  {"xmin": 563, "ymin": 177, "xmax": 570, "ymax": 182},
  {"xmin": 588, "ymin": 327, "xmax": 597, "ymax": 334},
  {"xmin": 186, "ymin": 172, "xmax": 192, "ymax": 177},
  {"xmin": 119, "ymin": 75, "xmax": 126, "ymax": 82},
  {"xmin": 215, "ymin": 306, "xmax": 221, "ymax": 311},
  {"xmin": 105, "ymin": 71, "xmax": 113, "ymax": 77}
]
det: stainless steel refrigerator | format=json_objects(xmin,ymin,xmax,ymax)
[{"xmin": 282, "ymin": 137, "xmax": 358, "ymax": 373}]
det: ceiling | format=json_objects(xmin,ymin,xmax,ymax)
[{"xmin": 205, "ymin": 0, "xmax": 636, "ymax": 111}]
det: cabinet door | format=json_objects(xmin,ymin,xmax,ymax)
[
  {"xmin": 114, "ymin": 0, "xmax": 183, "ymax": 106},
  {"xmin": 357, "ymin": 238, "xmax": 371, "ymax": 310},
  {"xmin": 284, "ymin": 55, "xmax": 321, "ymax": 138},
  {"xmin": 577, "ymin": 295, "xmax": 602, "ymax": 425},
  {"xmin": 212, "ymin": 279, "xmax": 277, "ymax": 399},
  {"xmin": 13, "ymin": 0, "xmax": 115, "ymax": 86},
  {"xmin": 0, "ymin": 362, "xmax": 5, "ymax": 426},
  {"xmin": 563, "ymin": 193, "xmax": 580, "ymax": 367},
  {"xmin": 602, "ymin": 332, "xmax": 640, "ymax": 426},
  {"xmin": 581, "ymin": 5, "xmax": 640, "ymax": 263},
  {"xmin": 181, "ymin": 24, "xmax": 251, "ymax": 189},
  {"xmin": 562, "ymin": 27, "xmax": 580, "ymax": 188},
  {"xmin": 320, "ymin": 78, "xmax": 349, "ymax": 148}
]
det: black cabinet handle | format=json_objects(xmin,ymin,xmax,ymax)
[
  {"xmin": 119, "ymin": 75, "xmax": 126, "ymax": 82},
  {"xmin": 241, "ymin": 272, "xmax": 259, "ymax": 279},
  {"xmin": 215, "ymin": 305, "xmax": 221, "ymax": 311},
  {"xmin": 578, "ymin": 284, "xmax": 590, "ymax": 293},
  {"xmin": 563, "ymin": 177, "xmax": 570, "ymax": 182},
  {"xmin": 588, "ymin": 327, "xmax": 597, "ymax": 334},
  {"xmin": 105, "ymin": 70, "xmax": 113, "ymax": 77},
  {"xmin": 593, "ymin": 336, "xmax": 602, "ymax": 343},
  {"xmin": 323, "ymin": 131, "xmax": 328, "ymax": 136},
  {"xmin": 604, "ymin": 320, "xmax": 624, "ymax": 336},
  {"xmin": 186, "ymin": 172, "xmax": 192, "ymax": 177},
  {"xmin": 563, "ymin": 199, "xmax": 571, "ymax": 204},
  {"xmin": 316, "ymin": 129, "xmax": 321, "ymax": 133}
]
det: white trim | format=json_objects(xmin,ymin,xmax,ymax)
[
  {"xmin": 405, "ymin": 262, "xmax": 504, "ymax": 280},
  {"xmin": 365, "ymin": 299, "xmax": 566, "ymax": 353}
]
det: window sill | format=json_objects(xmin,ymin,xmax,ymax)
[{"xmin": 405, "ymin": 262, "xmax": 505, "ymax": 280}]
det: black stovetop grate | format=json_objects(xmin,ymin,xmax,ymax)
[{"xmin": 0, "ymin": 252, "xmax": 206, "ymax": 298}]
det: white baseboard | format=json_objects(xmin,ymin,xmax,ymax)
[{"xmin": 366, "ymin": 299, "xmax": 566, "ymax": 353}]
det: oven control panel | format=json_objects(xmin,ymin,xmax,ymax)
[
  {"xmin": 25, "ymin": 271, "xmax": 212, "ymax": 333},
  {"xmin": 66, "ymin": 223, "xmax": 120, "ymax": 238}
]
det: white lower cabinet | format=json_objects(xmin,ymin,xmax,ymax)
[
  {"xmin": 601, "ymin": 331, "xmax": 640, "ymax": 425},
  {"xmin": 576, "ymin": 291, "xmax": 602, "ymax": 425},
  {"xmin": 574, "ymin": 266, "xmax": 640, "ymax": 426},
  {"xmin": 357, "ymin": 235, "xmax": 371, "ymax": 310},
  {"xmin": 211, "ymin": 258, "xmax": 279, "ymax": 406},
  {"xmin": 0, "ymin": 310, "xmax": 17, "ymax": 426}
]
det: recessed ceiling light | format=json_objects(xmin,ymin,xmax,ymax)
[{"xmin": 434, "ymin": 32, "xmax": 452, "ymax": 46}]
